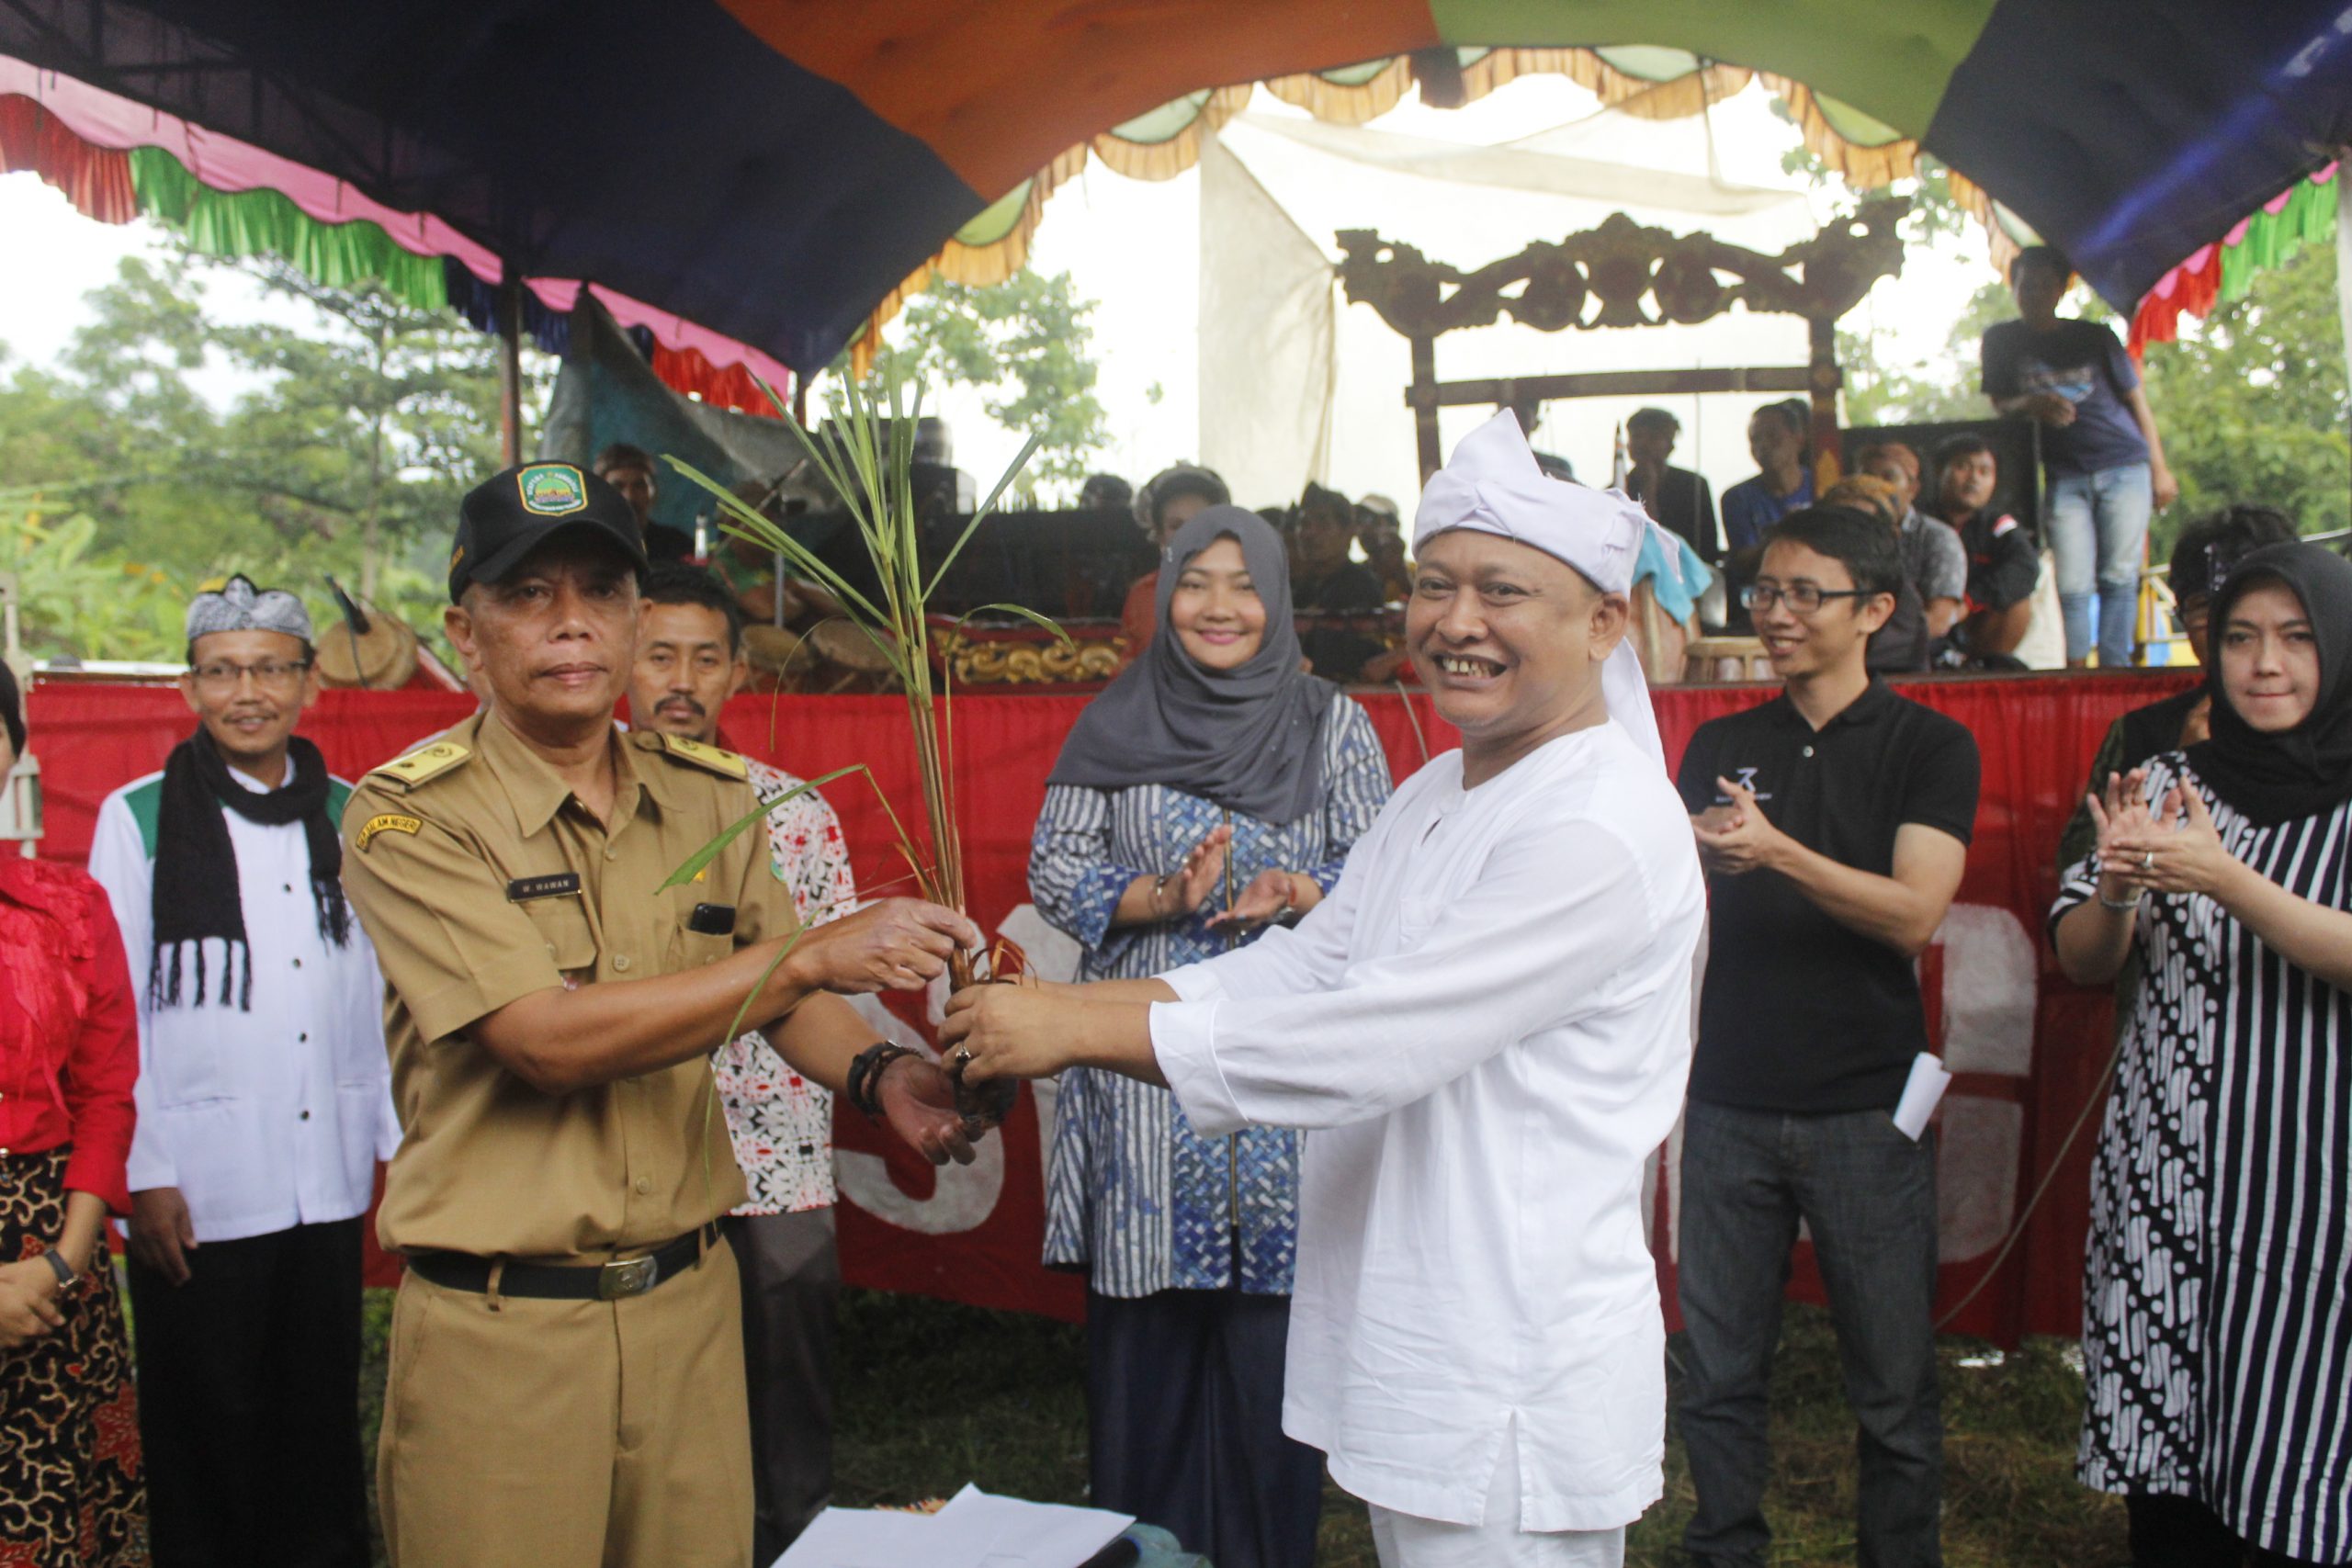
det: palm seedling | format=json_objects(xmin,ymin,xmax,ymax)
[{"xmin": 663, "ymin": 361, "xmax": 1061, "ymax": 1125}]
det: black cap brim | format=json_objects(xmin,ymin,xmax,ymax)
[{"xmin": 457, "ymin": 515, "xmax": 650, "ymax": 601}]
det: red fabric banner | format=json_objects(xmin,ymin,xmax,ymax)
[{"xmin": 26, "ymin": 673, "xmax": 2192, "ymax": 1339}]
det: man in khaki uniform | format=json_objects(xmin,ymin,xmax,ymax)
[{"xmin": 343, "ymin": 462, "xmax": 982, "ymax": 1568}]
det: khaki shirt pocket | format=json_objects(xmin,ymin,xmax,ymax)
[
  {"xmin": 521, "ymin": 896, "xmax": 599, "ymax": 979},
  {"xmin": 669, "ymin": 922, "xmax": 734, "ymax": 972}
]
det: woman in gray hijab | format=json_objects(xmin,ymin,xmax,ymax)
[{"xmin": 1029, "ymin": 506, "xmax": 1393, "ymax": 1568}]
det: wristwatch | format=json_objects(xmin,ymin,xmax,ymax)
[{"xmin": 40, "ymin": 1249, "xmax": 76, "ymax": 1289}]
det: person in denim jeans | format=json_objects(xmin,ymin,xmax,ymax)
[
  {"xmin": 1676, "ymin": 508, "xmax": 1981, "ymax": 1568},
  {"xmin": 1982, "ymin": 245, "xmax": 2178, "ymax": 667}
]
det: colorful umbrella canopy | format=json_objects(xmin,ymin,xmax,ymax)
[{"xmin": 5, "ymin": 2, "xmax": 2347, "ymax": 376}]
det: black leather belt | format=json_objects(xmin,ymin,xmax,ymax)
[{"xmin": 408, "ymin": 1223, "xmax": 722, "ymax": 1302}]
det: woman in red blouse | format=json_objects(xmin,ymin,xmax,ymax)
[{"xmin": 0, "ymin": 661, "xmax": 145, "ymax": 1565}]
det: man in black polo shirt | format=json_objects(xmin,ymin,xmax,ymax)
[{"xmin": 1674, "ymin": 506, "xmax": 1979, "ymax": 1568}]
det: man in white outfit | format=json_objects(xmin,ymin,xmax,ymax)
[
  {"xmin": 87, "ymin": 576, "xmax": 399, "ymax": 1567},
  {"xmin": 944, "ymin": 411, "xmax": 1705, "ymax": 1565}
]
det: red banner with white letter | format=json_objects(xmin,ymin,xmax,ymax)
[{"xmin": 26, "ymin": 672, "xmax": 2192, "ymax": 1340}]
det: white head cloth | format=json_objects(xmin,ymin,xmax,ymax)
[{"xmin": 1412, "ymin": 409, "xmax": 1678, "ymax": 767}]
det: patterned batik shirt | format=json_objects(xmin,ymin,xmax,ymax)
[
  {"xmin": 714, "ymin": 755, "xmax": 859, "ymax": 1215},
  {"xmin": 1030, "ymin": 690, "xmax": 1394, "ymax": 1297}
]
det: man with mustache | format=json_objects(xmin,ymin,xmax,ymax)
[
  {"xmin": 628, "ymin": 562, "xmax": 857, "ymax": 1561},
  {"xmin": 88, "ymin": 575, "xmax": 398, "ymax": 1567},
  {"xmin": 341, "ymin": 464, "xmax": 984, "ymax": 1567}
]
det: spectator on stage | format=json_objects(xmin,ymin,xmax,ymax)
[
  {"xmin": 2055, "ymin": 503, "xmax": 2300, "ymax": 876},
  {"xmin": 594, "ymin": 441, "xmax": 694, "ymax": 562},
  {"xmin": 1820, "ymin": 474, "xmax": 1932, "ymax": 674},
  {"xmin": 707, "ymin": 474, "xmax": 847, "ymax": 637},
  {"xmin": 1290, "ymin": 483, "xmax": 1383, "ymax": 615},
  {"xmin": 629, "ymin": 563, "xmax": 857, "ymax": 1562},
  {"xmin": 1932, "ymin": 434, "xmax": 2039, "ymax": 663},
  {"xmin": 1856, "ymin": 439, "xmax": 1967, "ymax": 641},
  {"xmin": 2052, "ymin": 542, "xmax": 2352, "ymax": 1568},
  {"xmin": 1121, "ymin": 462, "xmax": 1231, "ymax": 660},
  {"xmin": 1676, "ymin": 507, "xmax": 1979, "ymax": 1568},
  {"xmin": 1026, "ymin": 505, "xmax": 1391, "ymax": 1568},
  {"xmin": 1984, "ymin": 245, "xmax": 2178, "ymax": 668},
  {"xmin": 86, "ymin": 575, "xmax": 398, "ymax": 1568},
  {"xmin": 1625, "ymin": 406, "xmax": 1721, "ymax": 563},
  {"xmin": 1720, "ymin": 400, "xmax": 1815, "ymax": 554},
  {"xmin": 1292, "ymin": 483, "xmax": 1390, "ymax": 683},
  {"xmin": 1080, "ymin": 472, "xmax": 1134, "ymax": 513},
  {"xmin": 0, "ymin": 660, "xmax": 146, "ymax": 1567},
  {"xmin": 1355, "ymin": 493, "xmax": 1413, "ymax": 604}
]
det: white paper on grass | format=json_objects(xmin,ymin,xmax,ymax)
[
  {"xmin": 770, "ymin": 1506, "xmax": 946, "ymax": 1568},
  {"xmin": 934, "ymin": 1484, "xmax": 1136, "ymax": 1566},
  {"xmin": 772, "ymin": 1486, "xmax": 1134, "ymax": 1568},
  {"xmin": 1893, "ymin": 1052, "xmax": 1954, "ymax": 1142}
]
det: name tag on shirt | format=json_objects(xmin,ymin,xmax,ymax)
[{"xmin": 506, "ymin": 873, "xmax": 582, "ymax": 903}]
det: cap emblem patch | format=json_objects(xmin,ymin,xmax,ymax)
[{"xmin": 516, "ymin": 464, "xmax": 588, "ymax": 516}]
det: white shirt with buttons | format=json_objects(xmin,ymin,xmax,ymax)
[{"xmin": 88, "ymin": 759, "xmax": 401, "ymax": 1243}]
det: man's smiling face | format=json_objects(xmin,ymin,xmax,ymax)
[{"xmin": 1407, "ymin": 528, "xmax": 1615, "ymax": 744}]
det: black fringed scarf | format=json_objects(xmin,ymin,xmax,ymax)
[{"xmin": 149, "ymin": 728, "xmax": 351, "ymax": 1010}]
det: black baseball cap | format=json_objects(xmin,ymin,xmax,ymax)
[{"xmin": 448, "ymin": 462, "xmax": 650, "ymax": 603}]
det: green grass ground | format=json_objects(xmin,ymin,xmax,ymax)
[{"xmin": 356, "ymin": 1286, "xmax": 2125, "ymax": 1566}]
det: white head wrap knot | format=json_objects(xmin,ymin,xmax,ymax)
[{"xmin": 1412, "ymin": 410, "xmax": 1678, "ymax": 767}]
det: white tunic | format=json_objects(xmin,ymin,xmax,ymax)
[
  {"xmin": 88, "ymin": 759, "xmax": 400, "ymax": 1243},
  {"xmin": 1150, "ymin": 719, "xmax": 1703, "ymax": 1532}
]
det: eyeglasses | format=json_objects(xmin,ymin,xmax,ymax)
[
  {"xmin": 190, "ymin": 659, "xmax": 311, "ymax": 692},
  {"xmin": 1741, "ymin": 583, "xmax": 1872, "ymax": 615}
]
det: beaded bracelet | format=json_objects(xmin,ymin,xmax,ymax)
[{"xmin": 846, "ymin": 1042, "xmax": 917, "ymax": 1119}]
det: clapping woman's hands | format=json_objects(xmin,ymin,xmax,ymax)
[
  {"xmin": 2105, "ymin": 783, "xmax": 2242, "ymax": 899},
  {"xmin": 2086, "ymin": 767, "xmax": 2156, "ymax": 904},
  {"xmin": 1163, "ymin": 826, "xmax": 1231, "ymax": 919},
  {"xmin": 1208, "ymin": 869, "xmax": 1314, "ymax": 931}
]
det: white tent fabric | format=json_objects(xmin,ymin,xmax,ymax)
[
  {"xmin": 1241, "ymin": 113, "xmax": 1800, "ymax": 217},
  {"xmin": 1193, "ymin": 100, "xmax": 1830, "ymax": 510},
  {"xmin": 1197, "ymin": 134, "xmax": 1337, "ymax": 510}
]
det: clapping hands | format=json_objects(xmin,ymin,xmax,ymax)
[
  {"xmin": 2087, "ymin": 768, "xmax": 2240, "ymax": 900},
  {"xmin": 1691, "ymin": 774, "xmax": 1790, "ymax": 876}
]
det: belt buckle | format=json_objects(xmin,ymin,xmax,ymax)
[{"xmin": 598, "ymin": 1255, "xmax": 659, "ymax": 1300}]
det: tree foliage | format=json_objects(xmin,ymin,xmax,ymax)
[
  {"xmin": 2139, "ymin": 243, "xmax": 2348, "ymax": 556},
  {"xmin": 880, "ymin": 268, "xmax": 1111, "ymax": 500},
  {"xmin": 0, "ymin": 238, "xmax": 549, "ymax": 661}
]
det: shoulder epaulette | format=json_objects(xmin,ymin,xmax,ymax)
[
  {"xmin": 655, "ymin": 733, "xmax": 749, "ymax": 781},
  {"xmin": 367, "ymin": 739, "xmax": 472, "ymax": 791}
]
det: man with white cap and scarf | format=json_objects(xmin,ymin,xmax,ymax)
[
  {"xmin": 88, "ymin": 575, "xmax": 398, "ymax": 1567},
  {"xmin": 944, "ymin": 411, "xmax": 1705, "ymax": 1565}
]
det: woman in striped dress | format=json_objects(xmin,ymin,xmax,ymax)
[
  {"xmin": 1030, "ymin": 505, "xmax": 1392, "ymax": 1568},
  {"xmin": 2052, "ymin": 542, "xmax": 2352, "ymax": 1567}
]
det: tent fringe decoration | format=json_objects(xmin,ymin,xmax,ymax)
[
  {"xmin": 2128, "ymin": 162, "xmax": 2339, "ymax": 357},
  {"xmin": 848, "ymin": 49, "xmax": 1931, "ymax": 353}
]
